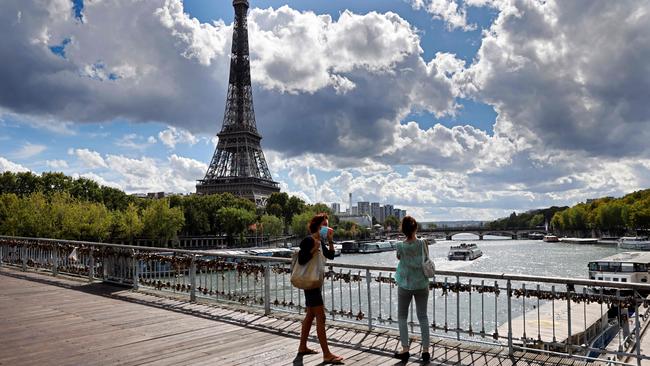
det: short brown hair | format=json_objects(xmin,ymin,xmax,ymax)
[
  {"xmin": 308, "ymin": 213, "xmax": 329, "ymax": 234},
  {"xmin": 401, "ymin": 216, "xmax": 417, "ymax": 237}
]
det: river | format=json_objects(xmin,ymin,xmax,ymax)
[{"xmin": 330, "ymin": 234, "xmax": 621, "ymax": 279}]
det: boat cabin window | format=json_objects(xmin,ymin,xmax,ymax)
[{"xmin": 621, "ymin": 278, "xmax": 627, "ymax": 282}]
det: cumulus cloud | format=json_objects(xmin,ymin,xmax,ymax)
[
  {"xmin": 11, "ymin": 143, "xmax": 46, "ymax": 159},
  {"xmin": 115, "ymin": 133, "xmax": 157, "ymax": 150},
  {"xmin": 465, "ymin": 0, "xmax": 650, "ymax": 158},
  {"xmin": 45, "ymin": 159, "xmax": 68, "ymax": 169},
  {"xmin": 0, "ymin": 157, "xmax": 30, "ymax": 173},
  {"xmin": 70, "ymin": 148, "xmax": 107, "ymax": 169},
  {"xmin": 158, "ymin": 126, "xmax": 199, "ymax": 149}
]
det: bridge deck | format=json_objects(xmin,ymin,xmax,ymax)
[{"xmin": 0, "ymin": 267, "xmax": 603, "ymax": 366}]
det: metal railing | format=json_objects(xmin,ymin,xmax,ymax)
[{"xmin": 1, "ymin": 235, "xmax": 649, "ymax": 365}]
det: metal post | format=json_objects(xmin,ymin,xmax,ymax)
[
  {"xmin": 21, "ymin": 245, "xmax": 26, "ymax": 271},
  {"xmin": 456, "ymin": 275, "xmax": 461, "ymax": 340},
  {"xmin": 566, "ymin": 284, "xmax": 572, "ymax": 355},
  {"xmin": 88, "ymin": 254, "xmax": 95, "ymax": 283},
  {"xmin": 635, "ymin": 300, "xmax": 641, "ymax": 366},
  {"xmin": 189, "ymin": 256, "xmax": 197, "ymax": 302},
  {"xmin": 132, "ymin": 254, "xmax": 139, "ymax": 290},
  {"xmin": 507, "ymin": 279, "xmax": 513, "ymax": 356},
  {"xmin": 366, "ymin": 269, "xmax": 373, "ymax": 330},
  {"xmin": 52, "ymin": 247, "xmax": 58, "ymax": 277},
  {"xmin": 264, "ymin": 262, "xmax": 271, "ymax": 315}
]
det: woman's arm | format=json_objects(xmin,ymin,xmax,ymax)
[{"xmin": 298, "ymin": 237, "xmax": 315, "ymax": 265}]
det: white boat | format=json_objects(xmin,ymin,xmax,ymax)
[
  {"xmin": 588, "ymin": 252, "xmax": 650, "ymax": 290},
  {"xmin": 448, "ymin": 243, "xmax": 482, "ymax": 261},
  {"xmin": 618, "ymin": 237, "xmax": 650, "ymax": 250},
  {"xmin": 358, "ymin": 241, "xmax": 394, "ymax": 254},
  {"xmin": 543, "ymin": 235, "xmax": 559, "ymax": 242}
]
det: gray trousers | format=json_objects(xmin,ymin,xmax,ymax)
[{"xmin": 397, "ymin": 287, "xmax": 430, "ymax": 349}]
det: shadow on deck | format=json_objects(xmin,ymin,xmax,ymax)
[{"xmin": 0, "ymin": 267, "xmax": 597, "ymax": 365}]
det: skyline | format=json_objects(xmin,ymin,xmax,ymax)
[{"xmin": 1, "ymin": 0, "xmax": 649, "ymax": 221}]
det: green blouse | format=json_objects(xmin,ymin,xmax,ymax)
[{"xmin": 395, "ymin": 239, "xmax": 429, "ymax": 290}]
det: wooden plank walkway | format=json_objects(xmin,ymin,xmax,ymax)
[{"xmin": 0, "ymin": 267, "xmax": 600, "ymax": 365}]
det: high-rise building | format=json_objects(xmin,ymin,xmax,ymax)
[
  {"xmin": 378, "ymin": 205, "xmax": 385, "ymax": 223},
  {"xmin": 351, "ymin": 206, "xmax": 358, "ymax": 215},
  {"xmin": 400, "ymin": 209, "xmax": 407, "ymax": 220},
  {"xmin": 371, "ymin": 202, "xmax": 381, "ymax": 222},
  {"xmin": 196, "ymin": 0, "xmax": 279, "ymax": 206},
  {"xmin": 330, "ymin": 203, "xmax": 340, "ymax": 214},
  {"xmin": 383, "ymin": 204, "xmax": 394, "ymax": 221},
  {"xmin": 357, "ymin": 201, "xmax": 370, "ymax": 216}
]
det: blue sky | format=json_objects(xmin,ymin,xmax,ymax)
[{"xmin": 1, "ymin": 0, "xmax": 650, "ymax": 220}]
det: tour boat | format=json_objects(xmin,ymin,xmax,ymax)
[
  {"xmin": 588, "ymin": 252, "xmax": 650, "ymax": 290},
  {"xmin": 448, "ymin": 243, "xmax": 483, "ymax": 261},
  {"xmin": 358, "ymin": 241, "xmax": 394, "ymax": 254},
  {"xmin": 542, "ymin": 235, "xmax": 559, "ymax": 242},
  {"xmin": 528, "ymin": 233, "xmax": 545, "ymax": 240},
  {"xmin": 618, "ymin": 237, "xmax": 650, "ymax": 250},
  {"xmin": 341, "ymin": 241, "xmax": 359, "ymax": 253}
]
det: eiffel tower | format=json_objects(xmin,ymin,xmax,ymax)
[{"xmin": 196, "ymin": 0, "xmax": 279, "ymax": 206}]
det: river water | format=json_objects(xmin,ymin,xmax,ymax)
[{"xmin": 330, "ymin": 234, "xmax": 621, "ymax": 279}]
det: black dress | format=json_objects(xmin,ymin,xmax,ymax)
[{"xmin": 298, "ymin": 236, "xmax": 335, "ymax": 307}]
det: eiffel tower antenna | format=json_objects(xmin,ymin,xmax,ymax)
[{"xmin": 196, "ymin": 0, "xmax": 279, "ymax": 206}]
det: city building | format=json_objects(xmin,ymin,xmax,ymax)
[
  {"xmin": 383, "ymin": 204, "xmax": 394, "ymax": 220},
  {"xmin": 351, "ymin": 206, "xmax": 358, "ymax": 215},
  {"xmin": 330, "ymin": 203, "xmax": 340, "ymax": 214},
  {"xmin": 371, "ymin": 202, "xmax": 381, "ymax": 222},
  {"xmin": 339, "ymin": 214, "xmax": 372, "ymax": 229},
  {"xmin": 357, "ymin": 201, "xmax": 370, "ymax": 216}
]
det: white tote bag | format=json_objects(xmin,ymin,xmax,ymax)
[
  {"xmin": 290, "ymin": 245, "xmax": 326, "ymax": 290},
  {"xmin": 421, "ymin": 240, "xmax": 435, "ymax": 278}
]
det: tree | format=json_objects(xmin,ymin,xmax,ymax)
[
  {"xmin": 114, "ymin": 203, "xmax": 144, "ymax": 244},
  {"xmin": 143, "ymin": 199, "xmax": 185, "ymax": 247},
  {"xmin": 0, "ymin": 193, "xmax": 20, "ymax": 236},
  {"xmin": 259, "ymin": 214, "xmax": 283, "ymax": 237},
  {"xmin": 217, "ymin": 207, "xmax": 256, "ymax": 245},
  {"xmin": 384, "ymin": 215, "xmax": 399, "ymax": 231},
  {"xmin": 291, "ymin": 211, "xmax": 313, "ymax": 238},
  {"xmin": 528, "ymin": 214, "xmax": 544, "ymax": 228}
]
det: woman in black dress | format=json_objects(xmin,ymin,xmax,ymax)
[{"xmin": 296, "ymin": 213, "xmax": 343, "ymax": 364}]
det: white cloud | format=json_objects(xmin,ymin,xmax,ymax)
[
  {"xmin": 45, "ymin": 159, "xmax": 68, "ymax": 169},
  {"xmin": 11, "ymin": 142, "xmax": 46, "ymax": 159},
  {"xmin": 158, "ymin": 126, "xmax": 199, "ymax": 149},
  {"xmin": 115, "ymin": 133, "xmax": 156, "ymax": 150},
  {"xmin": 72, "ymin": 148, "xmax": 107, "ymax": 169},
  {"xmin": 0, "ymin": 156, "xmax": 30, "ymax": 172}
]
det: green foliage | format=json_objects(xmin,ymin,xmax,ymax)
[
  {"xmin": 259, "ymin": 214, "xmax": 283, "ymax": 236},
  {"xmin": 546, "ymin": 188, "xmax": 650, "ymax": 232},
  {"xmin": 291, "ymin": 211, "xmax": 313, "ymax": 238},
  {"xmin": 217, "ymin": 207, "xmax": 256, "ymax": 244},
  {"xmin": 487, "ymin": 206, "xmax": 567, "ymax": 230},
  {"xmin": 113, "ymin": 203, "xmax": 144, "ymax": 244},
  {"xmin": 384, "ymin": 215, "xmax": 399, "ymax": 230},
  {"xmin": 265, "ymin": 192, "xmax": 307, "ymax": 233},
  {"xmin": 142, "ymin": 199, "xmax": 185, "ymax": 247}
]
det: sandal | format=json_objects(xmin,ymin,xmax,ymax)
[
  {"xmin": 393, "ymin": 351, "xmax": 410, "ymax": 362},
  {"xmin": 323, "ymin": 354, "xmax": 344, "ymax": 364},
  {"xmin": 297, "ymin": 348, "xmax": 319, "ymax": 356}
]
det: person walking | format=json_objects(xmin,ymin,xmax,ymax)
[
  {"xmin": 393, "ymin": 216, "xmax": 431, "ymax": 363},
  {"xmin": 296, "ymin": 213, "xmax": 344, "ymax": 364}
]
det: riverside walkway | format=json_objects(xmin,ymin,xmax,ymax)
[{"xmin": 0, "ymin": 267, "xmax": 598, "ymax": 366}]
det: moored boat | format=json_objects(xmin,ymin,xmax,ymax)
[
  {"xmin": 618, "ymin": 237, "xmax": 650, "ymax": 250},
  {"xmin": 358, "ymin": 241, "xmax": 394, "ymax": 254},
  {"xmin": 588, "ymin": 252, "xmax": 650, "ymax": 292},
  {"xmin": 448, "ymin": 243, "xmax": 482, "ymax": 261},
  {"xmin": 542, "ymin": 235, "xmax": 559, "ymax": 242}
]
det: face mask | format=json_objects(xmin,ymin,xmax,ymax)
[{"xmin": 319, "ymin": 226, "xmax": 329, "ymax": 239}]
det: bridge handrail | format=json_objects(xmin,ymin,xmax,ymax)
[{"xmin": 1, "ymin": 235, "xmax": 650, "ymax": 292}]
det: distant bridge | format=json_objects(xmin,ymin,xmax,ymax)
[{"xmin": 389, "ymin": 227, "xmax": 547, "ymax": 240}]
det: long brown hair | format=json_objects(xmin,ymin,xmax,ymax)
[
  {"xmin": 308, "ymin": 213, "xmax": 329, "ymax": 234},
  {"xmin": 401, "ymin": 216, "xmax": 417, "ymax": 237}
]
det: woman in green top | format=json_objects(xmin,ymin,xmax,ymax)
[{"xmin": 393, "ymin": 216, "xmax": 431, "ymax": 363}]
